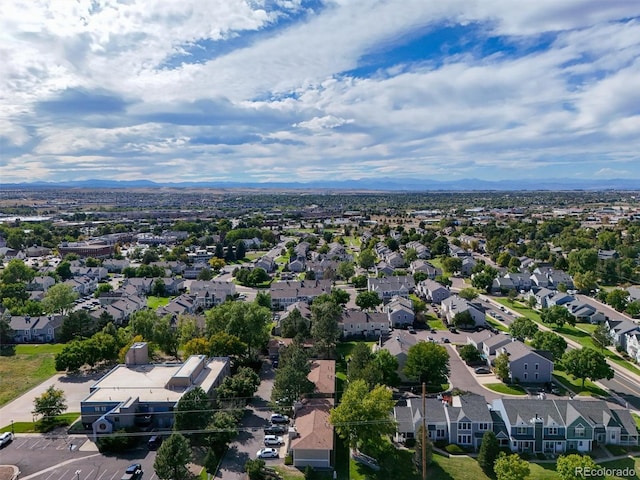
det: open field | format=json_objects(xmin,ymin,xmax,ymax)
[{"xmin": 0, "ymin": 344, "xmax": 64, "ymax": 406}]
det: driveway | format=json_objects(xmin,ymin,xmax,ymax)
[
  {"xmin": 0, "ymin": 372, "xmax": 102, "ymax": 424},
  {"xmin": 445, "ymin": 345, "xmax": 501, "ymax": 402},
  {"xmin": 215, "ymin": 361, "xmax": 280, "ymax": 479}
]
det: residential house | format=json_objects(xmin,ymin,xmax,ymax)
[
  {"xmin": 409, "ymin": 260, "xmax": 441, "ymax": 279},
  {"xmin": 624, "ymin": 331, "xmax": 640, "ymax": 364},
  {"xmin": 606, "ymin": 319, "xmax": 640, "ymax": 351},
  {"xmin": 598, "ymin": 250, "xmax": 619, "ymax": 260},
  {"xmin": 564, "ymin": 301, "xmax": 607, "ymax": 324},
  {"xmin": 64, "ymin": 276, "xmax": 98, "ymax": 296},
  {"xmin": 394, "ymin": 397, "xmax": 449, "ymax": 443},
  {"xmin": 444, "ymin": 394, "xmax": 494, "ymax": 450},
  {"xmin": 368, "ymin": 276, "xmax": 415, "ymax": 304},
  {"xmin": 340, "ymin": 310, "xmax": 389, "ymax": 338},
  {"xmin": 254, "ymin": 256, "xmax": 276, "ymax": 273},
  {"xmin": 270, "ymin": 280, "xmax": 332, "ymax": 310},
  {"xmin": 450, "ymin": 245, "xmax": 472, "ymax": 258},
  {"xmin": 528, "ymin": 287, "xmax": 555, "ymax": 309},
  {"xmin": 405, "ymin": 241, "xmax": 431, "ymax": 259},
  {"xmin": 102, "ymin": 259, "xmax": 130, "ymax": 273},
  {"xmin": 627, "ymin": 286, "xmax": 640, "ymax": 303},
  {"xmin": 375, "ymin": 262, "xmax": 395, "ymax": 277},
  {"xmin": 386, "ymin": 296, "xmax": 415, "ymax": 328},
  {"xmin": 481, "ymin": 334, "xmax": 513, "ymax": 358},
  {"xmin": 495, "ymin": 341, "xmax": 554, "ymax": 384},
  {"xmin": 306, "ymin": 259, "xmax": 339, "ymax": 280},
  {"xmin": 276, "ymin": 301, "xmax": 312, "ymax": 336},
  {"xmin": 156, "ymin": 294, "xmax": 196, "ymax": 318},
  {"xmin": 505, "ymin": 272, "xmax": 532, "ymax": 292},
  {"xmin": 9, "ymin": 315, "xmax": 63, "ymax": 343},
  {"xmin": 460, "ymin": 257, "xmax": 477, "ymax": 277},
  {"xmin": 417, "ymin": 279, "xmax": 451, "ymax": 303},
  {"xmin": 27, "ymin": 275, "xmax": 55, "ymax": 292},
  {"xmin": 440, "ymin": 295, "xmax": 486, "ymax": 327},
  {"xmin": 546, "ymin": 293, "xmax": 575, "ymax": 307},
  {"xmin": 190, "ymin": 280, "xmax": 236, "ymax": 309},
  {"xmin": 124, "ymin": 278, "xmax": 154, "ymax": 296},
  {"xmin": 492, "ymin": 277, "xmax": 515, "ymax": 293},
  {"xmin": 385, "ymin": 252, "xmax": 405, "ymax": 269},
  {"xmin": 288, "ymin": 258, "xmax": 306, "ymax": 273}
]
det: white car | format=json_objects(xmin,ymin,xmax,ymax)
[
  {"xmin": 0, "ymin": 432, "xmax": 14, "ymax": 447},
  {"xmin": 257, "ymin": 447, "xmax": 279, "ymax": 459},
  {"xmin": 264, "ymin": 435, "xmax": 284, "ymax": 446}
]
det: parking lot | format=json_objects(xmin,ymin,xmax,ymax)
[{"xmin": 0, "ymin": 435, "xmax": 157, "ymax": 480}]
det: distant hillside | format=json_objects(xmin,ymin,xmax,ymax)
[{"xmin": 1, "ymin": 178, "xmax": 639, "ymax": 191}]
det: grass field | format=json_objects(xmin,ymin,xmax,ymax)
[
  {"xmin": 484, "ymin": 383, "xmax": 527, "ymax": 395},
  {"xmin": 553, "ymin": 368, "xmax": 608, "ymax": 397},
  {"xmin": 486, "ymin": 316, "xmax": 509, "ymax": 332},
  {"xmin": 0, "ymin": 343, "xmax": 64, "ymax": 406},
  {"xmin": 147, "ymin": 296, "xmax": 170, "ymax": 308},
  {"xmin": 0, "ymin": 412, "xmax": 80, "ymax": 433}
]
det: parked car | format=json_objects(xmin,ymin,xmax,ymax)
[
  {"xmin": 0, "ymin": 432, "xmax": 14, "ymax": 448},
  {"xmin": 449, "ymin": 327, "xmax": 458, "ymax": 333},
  {"xmin": 264, "ymin": 425, "xmax": 287, "ymax": 435},
  {"xmin": 264, "ymin": 435, "xmax": 284, "ymax": 446},
  {"xmin": 257, "ymin": 447, "xmax": 279, "ymax": 459},
  {"xmin": 430, "ymin": 329, "xmax": 437, "ymax": 334},
  {"xmin": 272, "ymin": 360, "xmax": 279, "ymax": 368},
  {"xmin": 148, "ymin": 435, "xmax": 163, "ymax": 450},
  {"xmin": 442, "ymin": 338, "xmax": 450, "ymax": 343},
  {"xmin": 270, "ymin": 414, "xmax": 290, "ymax": 424},
  {"xmin": 121, "ymin": 464, "xmax": 143, "ymax": 480},
  {"xmin": 474, "ymin": 367, "xmax": 491, "ymax": 375},
  {"xmin": 408, "ymin": 327, "xmax": 416, "ymax": 334}
]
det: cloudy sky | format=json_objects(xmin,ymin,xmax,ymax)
[{"xmin": 2, "ymin": 0, "xmax": 640, "ymax": 184}]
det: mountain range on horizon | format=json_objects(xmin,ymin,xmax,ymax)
[{"xmin": 2, "ymin": 177, "xmax": 639, "ymax": 191}]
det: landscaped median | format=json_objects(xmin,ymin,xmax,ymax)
[
  {"xmin": 0, "ymin": 412, "xmax": 80, "ymax": 433},
  {"xmin": 483, "ymin": 383, "xmax": 527, "ymax": 395}
]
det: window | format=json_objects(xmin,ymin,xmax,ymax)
[
  {"xmin": 457, "ymin": 434, "xmax": 471, "ymax": 444},
  {"xmin": 459, "ymin": 422, "xmax": 471, "ymax": 430},
  {"xmin": 535, "ymin": 363, "xmax": 539, "ymax": 370},
  {"xmin": 516, "ymin": 426, "xmax": 527, "ymax": 435},
  {"xmin": 524, "ymin": 372, "xmax": 528, "ymax": 380},
  {"xmin": 436, "ymin": 428, "xmax": 446, "ymax": 438},
  {"xmin": 478, "ymin": 423, "xmax": 489, "ymax": 431},
  {"xmin": 535, "ymin": 372, "xmax": 539, "ymax": 380},
  {"xmin": 524, "ymin": 363, "xmax": 528, "ymax": 370},
  {"xmin": 575, "ymin": 426, "xmax": 585, "ymax": 438},
  {"xmin": 546, "ymin": 427, "xmax": 558, "ymax": 436}
]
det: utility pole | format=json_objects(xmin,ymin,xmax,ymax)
[{"xmin": 422, "ymin": 382, "xmax": 426, "ymax": 480}]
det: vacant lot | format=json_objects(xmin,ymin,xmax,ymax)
[{"xmin": 0, "ymin": 344, "xmax": 63, "ymax": 406}]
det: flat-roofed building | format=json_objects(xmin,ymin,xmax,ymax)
[{"xmin": 81, "ymin": 343, "xmax": 230, "ymax": 435}]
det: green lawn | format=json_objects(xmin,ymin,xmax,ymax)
[
  {"xmin": 0, "ymin": 412, "xmax": 80, "ymax": 433},
  {"xmin": 553, "ymin": 368, "xmax": 608, "ymax": 397},
  {"xmin": 0, "ymin": 344, "xmax": 64, "ymax": 406},
  {"xmin": 147, "ymin": 296, "xmax": 170, "ymax": 308},
  {"xmin": 486, "ymin": 316, "xmax": 509, "ymax": 332},
  {"xmin": 426, "ymin": 315, "xmax": 448, "ymax": 330},
  {"xmin": 633, "ymin": 413, "xmax": 640, "ymax": 430},
  {"xmin": 484, "ymin": 383, "xmax": 527, "ymax": 395}
]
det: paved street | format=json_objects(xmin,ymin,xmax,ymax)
[{"xmin": 215, "ymin": 360, "xmax": 282, "ymax": 479}]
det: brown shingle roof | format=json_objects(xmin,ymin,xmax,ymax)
[
  {"xmin": 308, "ymin": 360, "xmax": 335, "ymax": 396},
  {"xmin": 291, "ymin": 400, "xmax": 334, "ymax": 451}
]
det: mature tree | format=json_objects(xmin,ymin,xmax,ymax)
[
  {"xmin": 32, "ymin": 386, "xmax": 67, "ymax": 424},
  {"xmin": 358, "ymin": 249, "xmax": 376, "ymax": 270},
  {"xmin": 573, "ymin": 271, "xmax": 599, "ymax": 293},
  {"xmin": 271, "ymin": 342, "xmax": 313, "ymax": 405},
  {"xmin": 205, "ymin": 301, "xmax": 270, "ymax": 358},
  {"xmin": 540, "ymin": 305, "xmax": 576, "ymax": 328},
  {"xmin": 0, "ymin": 316, "xmax": 15, "ymax": 345},
  {"xmin": 567, "ymin": 249, "xmax": 598, "ymax": 275},
  {"xmin": 441, "ymin": 257, "xmax": 463, "ymax": 275},
  {"xmin": 531, "ymin": 331, "xmax": 568, "ymax": 361},
  {"xmin": 329, "ymin": 380, "xmax": 396, "ymax": 449},
  {"xmin": 626, "ymin": 300, "xmax": 640, "ymax": 318},
  {"xmin": 452, "ymin": 310, "xmax": 475, "ymax": 329},
  {"xmin": 404, "ymin": 248, "xmax": 418, "ymax": 265},
  {"xmin": 197, "ymin": 268, "xmax": 214, "ymax": 281},
  {"xmin": 206, "ymin": 411, "xmax": 238, "ymax": 455},
  {"xmin": 347, "ymin": 342, "xmax": 374, "ymax": 383},
  {"xmin": 310, "ymin": 296, "xmax": 342, "ymax": 359},
  {"xmin": 330, "ymin": 288, "xmax": 350, "ymax": 306},
  {"xmin": 562, "ymin": 348, "xmax": 614, "ymax": 389},
  {"xmin": 459, "ymin": 344, "xmax": 483, "ymax": 364},
  {"xmin": 494, "ymin": 352, "xmax": 510, "ymax": 382},
  {"xmin": 217, "ymin": 367, "xmax": 261, "ymax": 407},
  {"xmin": 280, "ymin": 308, "xmax": 309, "ymax": 339},
  {"xmin": 154, "ymin": 314, "xmax": 180, "ymax": 358},
  {"xmin": 174, "ymin": 386, "xmax": 213, "ymax": 439},
  {"xmin": 177, "ymin": 315, "xmax": 201, "ymax": 346},
  {"xmin": 42, "ymin": 283, "xmax": 78, "ymax": 315},
  {"xmin": 493, "ymin": 452, "xmax": 530, "ymax": 480},
  {"xmin": 472, "ymin": 271, "xmax": 496, "ymax": 293},
  {"xmin": 0, "ymin": 259, "xmax": 35, "ymax": 283},
  {"xmin": 337, "ymin": 261, "xmax": 355, "ymax": 280},
  {"xmin": 592, "ymin": 323, "xmax": 612, "ymax": 352},
  {"xmin": 59, "ymin": 310, "xmax": 96, "ymax": 342},
  {"xmin": 255, "ymin": 292, "xmax": 271, "ymax": 309},
  {"xmin": 244, "ymin": 459, "xmax": 266, "ymax": 480},
  {"xmin": 154, "ymin": 433, "xmax": 192, "ymax": 480},
  {"xmin": 182, "ymin": 337, "xmax": 211, "ymax": 357},
  {"xmin": 477, "ymin": 431, "xmax": 500, "ymax": 474},
  {"xmin": 129, "ymin": 309, "xmax": 158, "ymax": 341},
  {"xmin": 431, "ymin": 236, "xmax": 449, "ymax": 256},
  {"xmin": 509, "ymin": 317, "xmax": 538, "ymax": 341},
  {"xmin": 404, "ymin": 342, "xmax": 449, "ymax": 385},
  {"xmin": 355, "ymin": 291, "xmax": 382, "ymax": 311},
  {"xmin": 55, "ymin": 261, "xmax": 73, "ymax": 280},
  {"xmin": 556, "ymin": 454, "xmax": 598, "ymax": 480},
  {"xmin": 606, "ymin": 289, "xmax": 629, "ymax": 312},
  {"xmin": 372, "ymin": 349, "xmax": 400, "ymax": 387},
  {"xmin": 413, "ymin": 271, "xmax": 428, "ymax": 283},
  {"xmin": 235, "ymin": 240, "xmax": 246, "ymax": 260},
  {"xmin": 458, "ymin": 287, "xmax": 479, "ymax": 301},
  {"xmin": 54, "ymin": 340, "xmax": 87, "ymax": 372},
  {"xmin": 351, "ymin": 275, "xmax": 368, "ymax": 289},
  {"xmin": 208, "ymin": 257, "xmax": 226, "ymax": 271},
  {"xmin": 209, "ymin": 331, "xmax": 247, "ymax": 358}
]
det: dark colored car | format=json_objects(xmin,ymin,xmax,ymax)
[
  {"xmin": 270, "ymin": 414, "xmax": 290, "ymax": 424},
  {"xmin": 148, "ymin": 435, "xmax": 163, "ymax": 450},
  {"xmin": 264, "ymin": 425, "xmax": 287, "ymax": 435},
  {"xmin": 121, "ymin": 464, "xmax": 143, "ymax": 480},
  {"xmin": 474, "ymin": 367, "xmax": 491, "ymax": 375}
]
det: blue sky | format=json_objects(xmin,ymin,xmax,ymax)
[{"xmin": 2, "ymin": 0, "xmax": 640, "ymax": 184}]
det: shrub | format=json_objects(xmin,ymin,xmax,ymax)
[
  {"xmin": 536, "ymin": 453, "xmax": 547, "ymax": 460},
  {"xmin": 97, "ymin": 429, "xmax": 137, "ymax": 452},
  {"xmin": 519, "ymin": 451, "xmax": 531, "ymax": 461},
  {"xmin": 405, "ymin": 438, "xmax": 416, "ymax": 448},
  {"xmin": 284, "ymin": 454, "xmax": 293, "ymax": 465},
  {"xmin": 434, "ymin": 440, "xmax": 448, "ymax": 449},
  {"xmin": 445, "ymin": 444, "xmax": 466, "ymax": 455}
]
